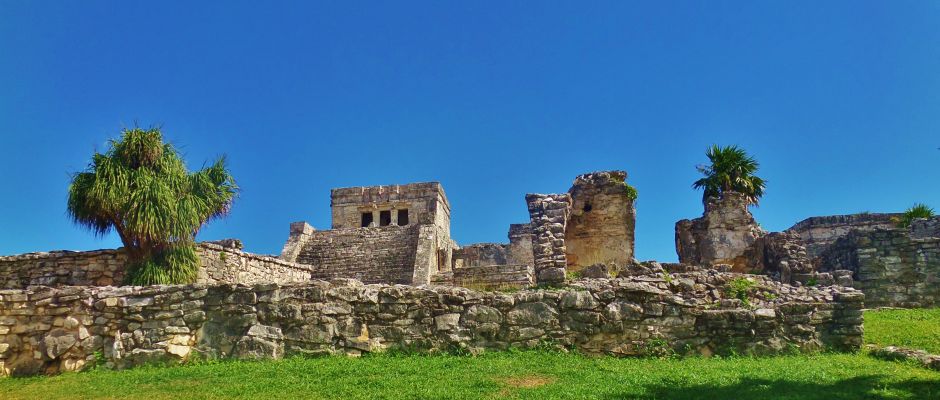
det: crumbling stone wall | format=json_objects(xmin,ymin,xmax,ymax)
[
  {"xmin": 526, "ymin": 194, "xmax": 571, "ymax": 284},
  {"xmin": 0, "ymin": 274, "xmax": 863, "ymax": 376},
  {"xmin": 508, "ymin": 224, "xmax": 535, "ymax": 267},
  {"xmin": 818, "ymin": 226, "xmax": 940, "ymax": 308},
  {"xmin": 0, "ymin": 243, "xmax": 313, "ymax": 290},
  {"xmin": 452, "ymin": 244, "xmax": 510, "ymax": 268},
  {"xmin": 565, "ymin": 171, "xmax": 636, "ymax": 272},
  {"xmin": 787, "ymin": 213, "xmax": 900, "ymax": 258},
  {"xmin": 675, "ymin": 192, "xmax": 765, "ymax": 271},
  {"xmin": 911, "ymin": 217, "xmax": 940, "ymax": 239},
  {"xmin": 744, "ymin": 232, "xmax": 814, "ymax": 284}
]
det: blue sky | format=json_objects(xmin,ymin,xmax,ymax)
[{"xmin": 1, "ymin": 2, "xmax": 938, "ymax": 261}]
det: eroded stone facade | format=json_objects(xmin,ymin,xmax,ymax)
[
  {"xmin": 675, "ymin": 192, "xmax": 765, "ymax": 271},
  {"xmin": 565, "ymin": 171, "xmax": 636, "ymax": 273}
]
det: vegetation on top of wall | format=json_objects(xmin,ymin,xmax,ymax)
[
  {"xmin": 609, "ymin": 171, "xmax": 639, "ymax": 200},
  {"xmin": 894, "ymin": 203, "xmax": 935, "ymax": 228},
  {"xmin": 692, "ymin": 145, "xmax": 766, "ymax": 206},
  {"xmin": 67, "ymin": 127, "xmax": 238, "ymax": 285},
  {"xmin": 725, "ymin": 277, "xmax": 756, "ymax": 308}
]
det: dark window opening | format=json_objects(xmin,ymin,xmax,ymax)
[
  {"xmin": 379, "ymin": 210, "xmax": 392, "ymax": 226},
  {"xmin": 361, "ymin": 212, "xmax": 373, "ymax": 227},
  {"xmin": 583, "ymin": 203, "xmax": 593, "ymax": 212},
  {"xmin": 397, "ymin": 209, "xmax": 409, "ymax": 225}
]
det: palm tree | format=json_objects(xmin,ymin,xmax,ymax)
[
  {"xmin": 67, "ymin": 127, "xmax": 238, "ymax": 284},
  {"xmin": 692, "ymin": 144, "xmax": 766, "ymax": 205}
]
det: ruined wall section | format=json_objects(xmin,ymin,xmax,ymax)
[
  {"xmin": 0, "ymin": 275, "xmax": 863, "ymax": 376},
  {"xmin": 818, "ymin": 226, "xmax": 940, "ymax": 308},
  {"xmin": 786, "ymin": 213, "xmax": 900, "ymax": 258},
  {"xmin": 0, "ymin": 243, "xmax": 313, "ymax": 290},
  {"xmin": 911, "ymin": 217, "xmax": 940, "ymax": 239},
  {"xmin": 526, "ymin": 194, "xmax": 571, "ymax": 284},
  {"xmin": 290, "ymin": 225, "xmax": 421, "ymax": 285},
  {"xmin": 565, "ymin": 171, "xmax": 636, "ymax": 272},
  {"xmin": 508, "ymin": 224, "xmax": 535, "ymax": 267},
  {"xmin": 675, "ymin": 192, "xmax": 765, "ymax": 271}
]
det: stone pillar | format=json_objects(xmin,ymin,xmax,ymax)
[
  {"xmin": 564, "ymin": 171, "xmax": 637, "ymax": 272},
  {"xmin": 526, "ymin": 193, "xmax": 571, "ymax": 284}
]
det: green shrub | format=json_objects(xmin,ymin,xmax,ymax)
[
  {"xmin": 725, "ymin": 277, "xmax": 756, "ymax": 308},
  {"xmin": 894, "ymin": 203, "xmax": 935, "ymax": 228}
]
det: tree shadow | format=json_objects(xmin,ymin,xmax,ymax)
[{"xmin": 607, "ymin": 375, "xmax": 940, "ymax": 400}]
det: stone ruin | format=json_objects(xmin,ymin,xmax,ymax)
[
  {"xmin": 675, "ymin": 191, "xmax": 940, "ymax": 308},
  {"xmin": 10, "ymin": 168, "xmax": 938, "ymax": 376}
]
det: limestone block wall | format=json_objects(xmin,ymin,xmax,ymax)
[
  {"xmin": 565, "ymin": 171, "xmax": 636, "ymax": 272},
  {"xmin": 196, "ymin": 243, "xmax": 314, "ymax": 286},
  {"xmin": 0, "ymin": 249, "xmax": 128, "ymax": 289},
  {"xmin": 450, "ymin": 264, "xmax": 534, "ymax": 290},
  {"xmin": 0, "ymin": 273, "xmax": 863, "ymax": 376},
  {"xmin": 743, "ymin": 232, "xmax": 814, "ymax": 284},
  {"xmin": 452, "ymin": 244, "xmax": 510, "ymax": 269},
  {"xmin": 786, "ymin": 213, "xmax": 900, "ymax": 258},
  {"xmin": 289, "ymin": 225, "xmax": 422, "ymax": 285},
  {"xmin": 675, "ymin": 192, "xmax": 765, "ymax": 271},
  {"xmin": 0, "ymin": 243, "xmax": 313, "ymax": 290},
  {"xmin": 508, "ymin": 224, "xmax": 536, "ymax": 267},
  {"xmin": 526, "ymin": 194, "xmax": 571, "ymax": 284},
  {"xmin": 911, "ymin": 217, "xmax": 940, "ymax": 239},
  {"xmin": 818, "ymin": 227, "xmax": 940, "ymax": 308}
]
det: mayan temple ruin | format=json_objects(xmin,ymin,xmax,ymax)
[{"xmin": 1, "ymin": 169, "xmax": 938, "ymax": 376}]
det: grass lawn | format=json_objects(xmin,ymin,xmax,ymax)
[
  {"xmin": 865, "ymin": 308, "xmax": 940, "ymax": 353},
  {"xmin": 1, "ymin": 309, "xmax": 938, "ymax": 399}
]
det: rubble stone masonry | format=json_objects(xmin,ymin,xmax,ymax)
[
  {"xmin": 0, "ymin": 243, "xmax": 313, "ymax": 290},
  {"xmin": 0, "ymin": 271, "xmax": 863, "ymax": 376}
]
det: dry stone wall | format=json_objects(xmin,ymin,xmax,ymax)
[
  {"xmin": 818, "ymin": 227, "xmax": 940, "ymax": 308},
  {"xmin": 0, "ymin": 243, "xmax": 313, "ymax": 290},
  {"xmin": 787, "ymin": 213, "xmax": 900, "ymax": 258},
  {"xmin": 0, "ymin": 273, "xmax": 863, "ymax": 376}
]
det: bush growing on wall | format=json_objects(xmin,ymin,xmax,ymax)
[
  {"xmin": 67, "ymin": 127, "xmax": 238, "ymax": 284},
  {"xmin": 894, "ymin": 203, "xmax": 935, "ymax": 228}
]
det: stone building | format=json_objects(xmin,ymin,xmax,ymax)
[
  {"xmin": 279, "ymin": 171, "xmax": 638, "ymax": 288},
  {"xmin": 280, "ymin": 182, "xmax": 455, "ymax": 286}
]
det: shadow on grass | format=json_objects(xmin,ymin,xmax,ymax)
[{"xmin": 620, "ymin": 375, "xmax": 939, "ymax": 400}]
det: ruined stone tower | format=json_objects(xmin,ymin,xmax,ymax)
[{"xmin": 565, "ymin": 171, "xmax": 637, "ymax": 273}]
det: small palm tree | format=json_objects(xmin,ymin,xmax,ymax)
[
  {"xmin": 895, "ymin": 203, "xmax": 935, "ymax": 228},
  {"xmin": 692, "ymin": 145, "xmax": 766, "ymax": 205},
  {"xmin": 67, "ymin": 127, "xmax": 238, "ymax": 284}
]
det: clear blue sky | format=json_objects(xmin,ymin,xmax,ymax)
[{"xmin": 1, "ymin": 2, "xmax": 938, "ymax": 261}]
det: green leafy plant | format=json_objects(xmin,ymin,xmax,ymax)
[
  {"xmin": 67, "ymin": 127, "xmax": 238, "ymax": 285},
  {"xmin": 610, "ymin": 173, "xmax": 638, "ymax": 200},
  {"xmin": 692, "ymin": 145, "xmax": 766, "ymax": 206},
  {"xmin": 725, "ymin": 277, "xmax": 756, "ymax": 308},
  {"xmin": 894, "ymin": 203, "xmax": 935, "ymax": 228},
  {"xmin": 805, "ymin": 277, "xmax": 818, "ymax": 287}
]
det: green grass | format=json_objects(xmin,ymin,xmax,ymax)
[
  {"xmin": 2, "ymin": 309, "xmax": 939, "ymax": 399},
  {"xmin": 865, "ymin": 308, "xmax": 940, "ymax": 353},
  {"xmin": 0, "ymin": 352, "xmax": 938, "ymax": 399}
]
